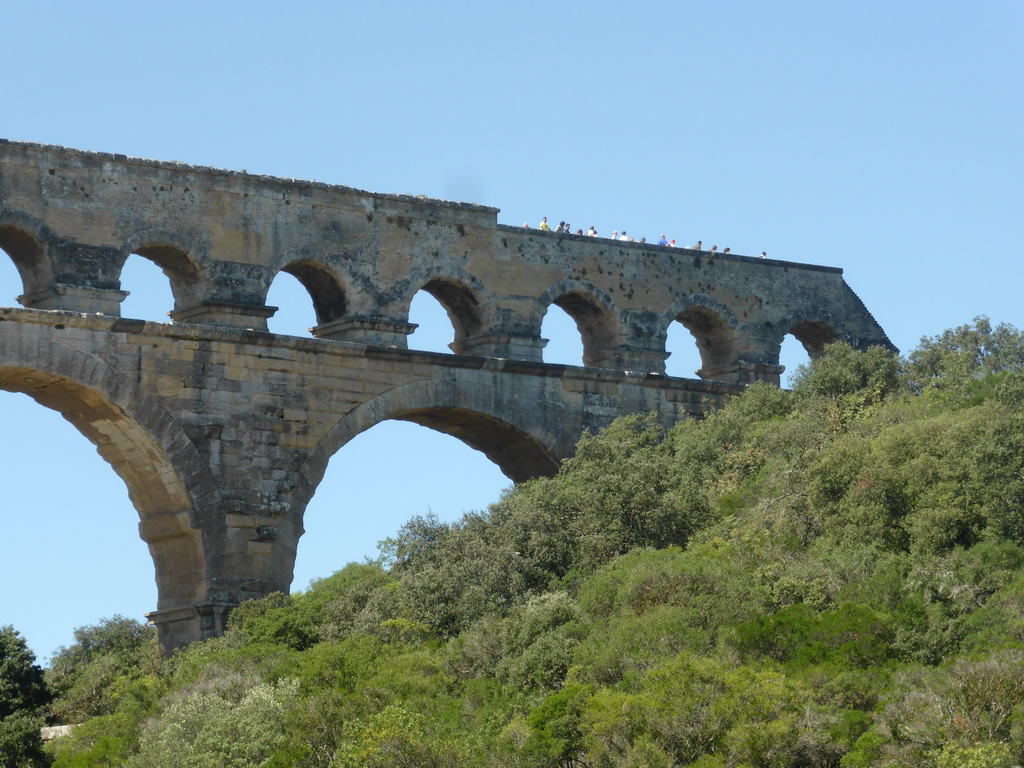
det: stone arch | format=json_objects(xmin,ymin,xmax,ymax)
[
  {"xmin": 405, "ymin": 266, "xmax": 490, "ymax": 352},
  {"xmin": 0, "ymin": 209, "xmax": 55, "ymax": 301},
  {"xmin": 662, "ymin": 294, "xmax": 740, "ymax": 381},
  {"xmin": 297, "ymin": 377, "xmax": 562, "ymax": 511},
  {"xmin": 0, "ymin": 330, "xmax": 215, "ymax": 646},
  {"xmin": 539, "ymin": 279, "xmax": 620, "ymax": 367},
  {"xmin": 266, "ymin": 246, "xmax": 353, "ymax": 326},
  {"xmin": 120, "ymin": 229, "xmax": 209, "ymax": 313},
  {"xmin": 774, "ymin": 307, "xmax": 854, "ymax": 360}
]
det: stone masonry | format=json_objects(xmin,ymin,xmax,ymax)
[{"xmin": 0, "ymin": 140, "xmax": 895, "ymax": 650}]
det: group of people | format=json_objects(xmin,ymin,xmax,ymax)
[{"xmin": 531, "ymin": 217, "xmax": 767, "ymax": 258}]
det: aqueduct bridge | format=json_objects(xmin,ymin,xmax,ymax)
[{"xmin": 0, "ymin": 140, "xmax": 894, "ymax": 649}]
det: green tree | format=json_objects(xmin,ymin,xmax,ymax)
[
  {"xmin": 126, "ymin": 678, "xmax": 299, "ymax": 768},
  {"xmin": 0, "ymin": 626, "xmax": 49, "ymax": 768},
  {"xmin": 226, "ymin": 592, "xmax": 316, "ymax": 651},
  {"xmin": 907, "ymin": 316, "xmax": 1024, "ymax": 394},
  {"xmin": 933, "ymin": 741, "xmax": 1017, "ymax": 768},
  {"xmin": 299, "ymin": 562, "xmax": 396, "ymax": 642},
  {"xmin": 791, "ymin": 343, "xmax": 902, "ymax": 430},
  {"xmin": 582, "ymin": 653, "xmax": 838, "ymax": 767},
  {"xmin": 490, "ymin": 592, "xmax": 582, "ymax": 689},
  {"xmin": 333, "ymin": 704, "xmax": 463, "ymax": 768},
  {"xmin": 47, "ymin": 616, "xmax": 165, "ymax": 723},
  {"xmin": 0, "ymin": 711, "xmax": 48, "ymax": 768},
  {"xmin": 734, "ymin": 602, "xmax": 895, "ymax": 669},
  {"xmin": 47, "ymin": 712, "xmax": 137, "ymax": 767},
  {"xmin": 497, "ymin": 683, "xmax": 594, "ymax": 768}
]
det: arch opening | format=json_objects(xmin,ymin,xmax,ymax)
[
  {"xmin": 665, "ymin": 320, "xmax": 704, "ymax": 379},
  {"xmin": 544, "ymin": 290, "xmax": 618, "ymax": 367},
  {"xmin": 407, "ymin": 289, "xmax": 457, "ymax": 354},
  {"xmin": 267, "ymin": 269, "xmax": 319, "ymax": 337},
  {"xmin": 541, "ymin": 302, "xmax": 585, "ymax": 365},
  {"xmin": 0, "ymin": 225, "xmax": 45, "ymax": 301},
  {"xmin": 0, "ymin": 390, "xmax": 157, "ymax": 661},
  {"xmin": 779, "ymin": 333, "xmax": 812, "ymax": 388},
  {"xmin": 292, "ymin": 419, "xmax": 511, "ymax": 592},
  {"xmin": 0, "ymin": 360, "xmax": 206, "ymax": 651},
  {"xmin": 776, "ymin": 320, "xmax": 841, "ymax": 387},
  {"xmin": 125, "ymin": 244, "xmax": 202, "ymax": 316},
  {"xmin": 0, "ymin": 242, "xmax": 23, "ymax": 306},
  {"xmin": 673, "ymin": 306, "xmax": 738, "ymax": 381},
  {"xmin": 293, "ymin": 392, "xmax": 561, "ymax": 593},
  {"xmin": 119, "ymin": 254, "xmax": 177, "ymax": 323},
  {"xmin": 788, "ymin": 320, "xmax": 841, "ymax": 360},
  {"xmin": 281, "ymin": 260, "xmax": 347, "ymax": 327},
  {"xmin": 415, "ymin": 278, "xmax": 484, "ymax": 354}
]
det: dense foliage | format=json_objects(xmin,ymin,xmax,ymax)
[
  {"xmin": 21, "ymin": 317, "xmax": 1024, "ymax": 766},
  {"xmin": 0, "ymin": 626, "xmax": 50, "ymax": 767}
]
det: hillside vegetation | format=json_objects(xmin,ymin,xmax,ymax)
[{"xmin": 6, "ymin": 317, "xmax": 1024, "ymax": 768}]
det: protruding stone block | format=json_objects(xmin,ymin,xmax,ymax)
[
  {"xmin": 170, "ymin": 301, "xmax": 278, "ymax": 330},
  {"xmin": 312, "ymin": 317, "xmax": 416, "ymax": 347},
  {"xmin": 20, "ymin": 284, "xmax": 128, "ymax": 315}
]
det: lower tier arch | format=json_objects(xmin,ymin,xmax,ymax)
[{"xmin": 0, "ymin": 332, "xmax": 214, "ymax": 650}]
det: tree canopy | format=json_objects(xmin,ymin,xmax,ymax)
[{"xmin": 0, "ymin": 626, "xmax": 49, "ymax": 768}]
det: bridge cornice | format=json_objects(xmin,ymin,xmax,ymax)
[{"xmin": 0, "ymin": 306, "xmax": 745, "ymax": 395}]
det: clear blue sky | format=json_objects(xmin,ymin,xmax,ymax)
[{"xmin": 1, "ymin": 1, "xmax": 1021, "ymax": 662}]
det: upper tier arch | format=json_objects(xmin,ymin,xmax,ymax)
[
  {"xmin": 662, "ymin": 294, "xmax": 741, "ymax": 381},
  {"xmin": 0, "ymin": 210, "xmax": 55, "ymax": 302},
  {"xmin": 774, "ymin": 306, "xmax": 857, "ymax": 359},
  {"xmin": 400, "ymin": 264, "xmax": 492, "ymax": 354},
  {"xmin": 119, "ymin": 229, "xmax": 210, "ymax": 315},
  {"xmin": 266, "ymin": 246, "xmax": 352, "ymax": 328},
  {"xmin": 539, "ymin": 279, "xmax": 621, "ymax": 368}
]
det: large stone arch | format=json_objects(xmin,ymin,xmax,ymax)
[
  {"xmin": 774, "ymin": 307, "xmax": 855, "ymax": 360},
  {"xmin": 402, "ymin": 265, "xmax": 491, "ymax": 354},
  {"xmin": 539, "ymin": 279, "xmax": 621, "ymax": 367},
  {"xmin": 0, "ymin": 209, "xmax": 56, "ymax": 302},
  {"xmin": 296, "ymin": 376, "xmax": 562, "ymax": 513},
  {"xmin": 662, "ymin": 294, "xmax": 740, "ymax": 381},
  {"xmin": 0, "ymin": 330, "xmax": 215, "ymax": 649},
  {"xmin": 119, "ymin": 229, "xmax": 211, "ymax": 315}
]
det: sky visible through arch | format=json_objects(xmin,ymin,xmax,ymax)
[{"xmin": 1, "ymin": 1, "xmax": 1022, "ymax": 661}]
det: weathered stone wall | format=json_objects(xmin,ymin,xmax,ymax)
[{"xmin": 0, "ymin": 140, "xmax": 895, "ymax": 650}]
